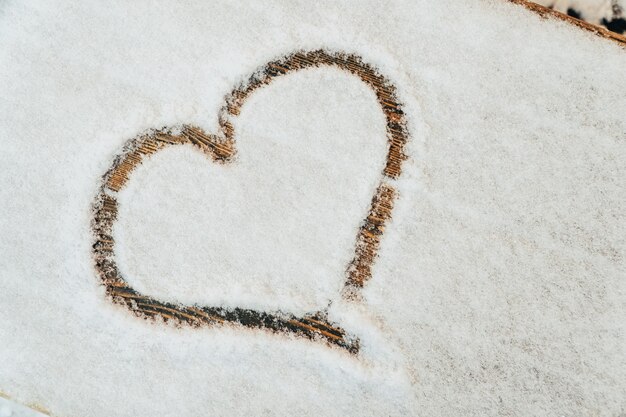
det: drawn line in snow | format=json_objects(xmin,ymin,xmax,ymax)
[{"xmin": 92, "ymin": 50, "xmax": 409, "ymax": 354}]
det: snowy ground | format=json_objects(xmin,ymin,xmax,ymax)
[{"xmin": 1, "ymin": 1, "xmax": 625, "ymax": 416}]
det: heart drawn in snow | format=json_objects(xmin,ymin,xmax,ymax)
[{"xmin": 92, "ymin": 50, "xmax": 409, "ymax": 354}]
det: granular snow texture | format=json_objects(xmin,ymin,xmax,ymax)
[{"xmin": 0, "ymin": 1, "xmax": 625, "ymax": 417}]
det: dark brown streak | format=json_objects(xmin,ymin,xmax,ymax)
[{"xmin": 507, "ymin": 0, "xmax": 626, "ymax": 47}]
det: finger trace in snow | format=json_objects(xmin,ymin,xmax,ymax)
[{"xmin": 92, "ymin": 50, "xmax": 409, "ymax": 354}]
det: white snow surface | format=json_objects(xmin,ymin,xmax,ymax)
[
  {"xmin": 114, "ymin": 67, "xmax": 388, "ymax": 315},
  {"xmin": 0, "ymin": 1, "xmax": 625, "ymax": 417},
  {"xmin": 0, "ymin": 396, "xmax": 43, "ymax": 417}
]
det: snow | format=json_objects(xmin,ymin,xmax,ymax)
[
  {"xmin": 114, "ymin": 67, "xmax": 388, "ymax": 315},
  {"xmin": 0, "ymin": 1, "xmax": 625, "ymax": 417},
  {"xmin": 0, "ymin": 397, "xmax": 42, "ymax": 417}
]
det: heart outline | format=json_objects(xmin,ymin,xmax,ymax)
[{"xmin": 92, "ymin": 50, "xmax": 409, "ymax": 354}]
